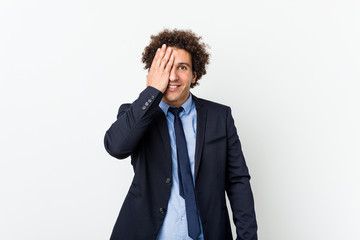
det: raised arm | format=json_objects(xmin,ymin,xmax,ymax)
[{"xmin": 104, "ymin": 44, "xmax": 174, "ymax": 159}]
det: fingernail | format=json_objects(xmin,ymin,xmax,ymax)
[
  {"xmin": 157, "ymin": 48, "xmax": 160, "ymax": 51},
  {"xmin": 162, "ymin": 44, "xmax": 166, "ymax": 48}
]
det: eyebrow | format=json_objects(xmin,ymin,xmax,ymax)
[{"xmin": 177, "ymin": 62, "xmax": 192, "ymax": 68}]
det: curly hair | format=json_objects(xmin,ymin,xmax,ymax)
[{"xmin": 142, "ymin": 29, "xmax": 210, "ymax": 88}]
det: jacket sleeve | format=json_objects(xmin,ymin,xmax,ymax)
[
  {"xmin": 225, "ymin": 107, "xmax": 258, "ymax": 240},
  {"xmin": 104, "ymin": 86, "xmax": 163, "ymax": 159}
]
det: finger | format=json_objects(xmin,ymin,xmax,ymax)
[
  {"xmin": 155, "ymin": 44, "xmax": 167, "ymax": 67},
  {"xmin": 164, "ymin": 54, "xmax": 175, "ymax": 73},
  {"xmin": 160, "ymin": 47, "xmax": 173, "ymax": 69},
  {"xmin": 150, "ymin": 48, "xmax": 161, "ymax": 69}
]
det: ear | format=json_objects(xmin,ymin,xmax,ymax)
[{"xmin": 192, "ymin": 72, "xmax": 197, "ymax": 83}]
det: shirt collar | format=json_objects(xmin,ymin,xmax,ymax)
[{"xmin": 159, "ymin": 93, "xmax": 194, "ymax": 116}]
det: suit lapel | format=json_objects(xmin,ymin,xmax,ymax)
[
  {"xmin": 154, "ymin": 108, "xmax": 172, "ymax": 164},
  {"xmin": 193, "ymin": 95, "xmax": 207, "ymax": 181},
  {"xmin": 155, "ymin": 96, "xmax": 207, "ymax": 181}
]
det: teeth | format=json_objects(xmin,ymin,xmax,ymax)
[{"xmin": 169, "ymin": 85, "xmax": 178, "ymax": 88}]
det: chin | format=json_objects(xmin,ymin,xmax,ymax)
[
  {"xmin": 164, "ymin": 93, "xmax": 178, "ymax": 101},
  {"xmin": 164, "ymin": 98, "xmax": 178, "ymax": 105}
]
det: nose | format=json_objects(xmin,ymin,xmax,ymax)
[{"xmin": 169, "ymin": 67, "xmax": 178, "ymax": 81}]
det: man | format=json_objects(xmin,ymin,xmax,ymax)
[{"xmin": 104, "ymin": 29, "xmax": 258, "ymax": 240}]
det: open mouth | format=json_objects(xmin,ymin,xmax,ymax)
[{"xmin": 168, "ymin": 84, "xmax": 181, "ymax": 90}]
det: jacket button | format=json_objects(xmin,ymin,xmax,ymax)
[
  {"xmin": 159, "ymin": 208, "xmax": 166, "ymax": 214},
  {"xmin": 142, "ymin": 106, "xmax": 146, "ymax": 110},
  {"xmin": 165, "ymin": 178, "xmax": 171, "ymax": 184}
]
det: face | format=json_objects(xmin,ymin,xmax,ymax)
[{"xmin": 162, "ymin": 48, "xmax": 197, "ymax": 107}]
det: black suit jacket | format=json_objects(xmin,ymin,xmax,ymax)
[{"xmin": 104, "ymin": 87, "xmax": 257, "ymax": 240}]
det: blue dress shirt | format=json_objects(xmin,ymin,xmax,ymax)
[{"xmin": 157, "ymin": 94, "xmax": 204, "ymax": 240}]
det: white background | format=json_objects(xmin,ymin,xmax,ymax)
[{"xmin": 1, "ymin": 0, "xmax": 359, "ymax": 239}]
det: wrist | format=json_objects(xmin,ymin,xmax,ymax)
[{"xmin": 148, "ymin": 83, "xmax": 166, "ymax": 93}]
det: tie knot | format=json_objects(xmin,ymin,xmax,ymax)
[{"xmin": 168, "ymin": 107, "xmax": 184, "ymax": 117}]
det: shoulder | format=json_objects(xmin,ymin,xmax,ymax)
[{"xmin": 193, "ymin": 95, "xmax": 230, "ymax": 113}]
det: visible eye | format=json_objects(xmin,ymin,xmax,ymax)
[{"xmin": 178, "ymin": 65, "xmax": 187, "ymax": 70}]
